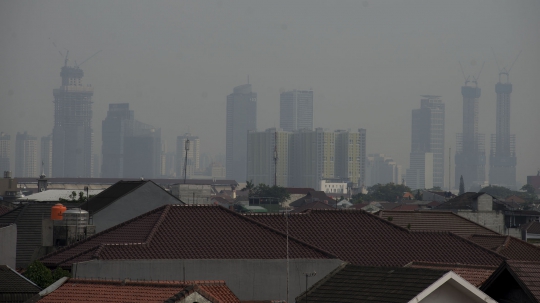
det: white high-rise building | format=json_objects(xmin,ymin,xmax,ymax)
[
  {"xmin": 15, "ymin": 132, "xmax": 38, "ymax": 177},
  {"xmin": 280, "ymin": 90, "xmax": 313, "ymax": 132},
  {"xmin": 247, "ymin": 128, "xmax": 291, "ymax": 187},
  {"xmin": 176, "ymin": 133, "xmax": 200, "ymax": 180},
  {"xmin": 406, "ymin": 152, "xmax": 434, "ymax": 190},
  {"xmin": 334, "ymin": 129, "xmax": 366, "ymax": 187}
]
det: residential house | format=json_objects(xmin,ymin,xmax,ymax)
[
  {"xmin": 288, "ymin": 191, "xmax": 336, "ymax": 208},
  {"xmin": 295, "ymin": 263, "xmax": 496, "ymax": 303},
  {"xmin": 0, "ymin": 265, "xmax": 41, "ymax": 303},
  {"xmin": 522, "ymin": 221, "xmax": 540, "ymax": 244}
]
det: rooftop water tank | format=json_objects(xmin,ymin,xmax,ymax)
[{"xmin": 51, "ymin": 203, "xmax": 67, "ymax": 220}]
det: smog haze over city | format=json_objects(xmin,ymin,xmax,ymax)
[{"xmin": 1, "ymin": 0, "xmax": 539, "ymax": 186}]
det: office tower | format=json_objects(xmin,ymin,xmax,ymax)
[
  {"xmin": 40, "ymin": 135, "xmax": 52, "ymax": 177},
  {"xmin": 247, "ymin": 128, "xmax": 291, "ymax": 187},
  {"xmin": 123, "ymin": 121, "xmax": 161, "ymax": 179},
  {"xmin": 226, "ymin": 84, "xmax": 257, "ymax": 182},
  {"xmin": 101, "ymin": 103, "xmax": 134, "ymax": 178},
  {"xmin": 290, "ymin": 128, "xmax": 335, "ymax": 189},
  {"xmin": 280, "ymin": 90, "xmax": 314, "ymax": 132},
  {"xmin": 406, "ymin": 95, "xmax": 445, "ymax": 189},
  {"xmin": 52, "ymin": 60, "xmax": 94, "ymax": 177},
  {"xmin": 334, "ymin": 129, "xmax": 366, "ymax": 187},
  {"xmin": 366, "ymin": 154, "xmax": 403, "ymax": 187},
  {"xmin": 0, "ymin": 132, "xmax": 11, "ymax": 173},
  {"xmin": 455, "ymin": 81, "xmax": 485, "ymax": 190},
  {"xmin": 15, "ymin": 132, "xmax": 38, "ymax": 177},
  {"xmin": 92, "ymin": 154, "xmax": 100, "ymax": 178},
  {"xmin": 489, "ymin": 70, "xmax": 516, "ymax": 188},
  {"xmin": 176, "ymin": 133, "xmax": 200, "ymax": 179}
]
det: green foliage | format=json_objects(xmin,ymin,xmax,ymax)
[
  {"xmin": 353, "ymin": 183, "xmax": 412, "ymax": 203},
  {"xmin": 23, "ymin": 261, "xmax": 71, "ymax": 289},
  {"xmin": 251, "ymin": 183, "xmax": 290, "ymax": 203},
  {"xmin": 24, "ymin": 260, "xmax": 53, "ymax": 289},
  {"xmin": 414, "ymin": 190, "xmax": 423, "ymax": 200},
  {"xmin": 59, "ymin": 191, "xmax": 94, "ymax": 203},
  {"xmin": 52, "ymin": 267, "xmax": 71, "ymax": 281},
  {"xmin": 242, "ymin": 180, "xmax": 256, "ymax": 196},
  {"xmin": 521, "ymin": 184, "xmax": 536, "ymax": 194},
  {"xmin": 480, "ymin": 185, "xmax": 514, "ymax": 199}
]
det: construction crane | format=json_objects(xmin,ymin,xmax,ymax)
[{"xmin": 75, "ymin": 50, "xmax": 102, "ymax": 68}]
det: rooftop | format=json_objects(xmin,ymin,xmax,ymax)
[
  {"xmin": 40, "ymin": 205, "xmax": 336, "ymax": 268},
  {"xmin": 405, "ymin": 261, "xmax": 497, "ymax": 287},
  {"xmin": 468, "ymin": 234, "xmax": 540, "ymax": 261},
  {"xmin": 37, "ymin": 279, "xmax": 239, "ymax": 303},
  {"xmin": 0, "ymin": 265, "xmax": 41, "ymax": 303},
  {"xmin": 377, "ymin": 210, "xmax": 500, "ymax": 237}
]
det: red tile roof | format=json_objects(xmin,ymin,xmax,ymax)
[
  {"xmin": 40, "ymin": 205, "xmax": 336, "ymax": 268},
  {"xmin": 37, "ymin": 279, "xmax": 239, "ymax": 303},
  {"xmin": 377, "ymin": 210, "xmax": 500, "ymax": 237},
  {"xmin": 468, "ymin": 234, "xmax": 540, "ymax": 261},
  {"xmin": 247, "ymin": 209, "xmax": 505, "ymax": 267},
  {"xmin": 523, "ymin": 221, "xmax": 540, "ymax": 234},
  {"xmin": 405, "ymin": 261, "xmax": 497, "ymax": 287},
  {"xmin": 505, "ymin": 260, "xmax": 540, "ymax": 302}
]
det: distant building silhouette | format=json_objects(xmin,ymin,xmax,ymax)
[
  {"xmin": 407, "ymin": 95, "xmax": 445, "ymax": 189},
  {"xmin": 101, "ymin": 103, "xmax": 134, "ymax": 178},
  {"xmin": 0, "ymin": 132, "xmax": 11, "ymax": 173},
  {"xmin": 52, "ymin": 62, "xmax": 94, "ymax": 177},
  {"xmin": 334, "ymin": 129, "xmax": 366, "ymax": 188},
  {"xmin": 15, "ymin": 132, "xmax": 38, "ymax": 178},
  {"xmin": 455, "ymin": 82, "xmax": 485, "ymax": 191},
  {"xmin": 226, "ymin": 84, "xmax": 257, "ymax": 182},
  {"xmin": 176, "ymin": 133, "xmax": 200, "ymax": 179},
  {"xmin": 280, "ymin": 90, "xmax": 313, "ymax": 132},
  {"xmin": 247, "ymin": 128, "xmax": 291, "ymax": 187},
  {"xmin": 489, "ymin": 70, "xmax": 516, "ymax": 189},
  {"xmin": 366, "ymin": 154, "xmax": 402, "ymax": 187}
]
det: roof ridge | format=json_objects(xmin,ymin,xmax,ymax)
[
  {"xmin": 82, "ymin": 180, "xmax": 148, "ymax": 214},
  {"xmin": 46, "ymin": 244, "xmax": 102, "ymax": 267},
  {"xmin": 40, "ymin": 205, "xmax": 169, "ymax": 263},
  {"xmin": 147, "ymin": 180, "xmax": 185, "ymax": 204},
  {"xmin": 144, "ymin": 204, "xmax": 171, "ymax": 244},
  {"xmin": 446, "ymin": 232, "xmax": 508, "ymax": 263},
  {"xmin": 406, "ymin": 261, "xmax": 499, "ymax": 270}
]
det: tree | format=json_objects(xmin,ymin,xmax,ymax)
[
  {"xmin": 521, "ymin": 184, "xmax": 536, "ymax": 194},
  {"xmin": 24, "ymin": 260, "xmax": 53, "ymax": 289},
  {"xmin": 242, "ymin": 180, "xmax": 256, "ymax": 196},
  {"xmin": 251, "ymin": 183, "xmax": 290, "ymax": 203},
  {"xmin": 414, "ymin": 189, "xmax": 423, "ymax": 200},
  {"xmin": 479, "ymin": 185, "xmax": 513, "ymax": 199},
  {"xmin": 59, "ymin": 191, "xmax": 94, "ymax": 203},
  {"xmin": 364, "ymin": 183, "xmax": 412, "ymax": 202},
  {"xmin": 459, "ymin": 175, "xmax": 465, "ymax": 195},
  {"xmin": 51, "ymin": 267, "xmax": 71, "ymax": 281}
]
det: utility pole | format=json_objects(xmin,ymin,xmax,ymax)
[
  {"xmin": 303, "ymin": 271, "xmax": 317, "ymax": 303},
  {"xmin": 183, "ymin": 138, "xmax": 190, "ymax": 184},
  {"xmin": 273, "ymin": 131, "xmax": 278, "ymax": 186},
  {"xmin": 449, "ymin": 147, "xmax": 451, "ymax": 191}
]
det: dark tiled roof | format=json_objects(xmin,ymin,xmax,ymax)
[
  {"xmin": 37, "ymin": 279, "xmax": 239, "ymax": 303},
  {"xmin": 40, "ymin": 205, "xmax": 336, "ymax": 268},
  {"xmin": 289, "ymin": 191, "xmax": 336, "ymax": 207},
  {"xmin": 0, "ymin": 202, "xmax": 78, "ymax": 269},
  {"xmin": 405, "ymin": 261, "xmax": 497, "ymax": 287},
  {"xmin": 247, "ymin": 209, "xmax": 504, "ymax": 267},
  {"xmin": 79, "ymin": 180, "xmax": 147, "ymax": 214},
  {"xmin": 296, "ymin": 263, "xmax": 448, "ymax": 303},
  {"xmin": 435, "ymin": 192, "xmax": 494, "ymax": 210},
  {"xmin": 377, "ymin": 210, "xmax": 500, "ymax": 237},
  {"xmin": 481, "ymin": 260, "xmax": 540, "ymax": 303},
  {"xmin": 290, "ymin": 201, "xmax": 336, "ymax": 213},
  {"xmin": 468, "ymin": 234, "xmax": 540, "ymax": 261},
  {"xmin": 0, "ymin": 205, "xmax": 12, "ymax": 216},
  {"xmin": 349, "ymin": 203, "xmax": 368, "ymax": 210},
  {"xmin": 0, "ymin": 265, "xmax": 41, "ymax": 303},
  {"xmin": 390, "ymin": 204, "xmax": 419, "ymax": 211}
]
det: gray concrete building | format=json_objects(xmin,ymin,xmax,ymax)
[
  {"xmin": 366, "ymin": 153, "xmax": 402, "ymax": 187},
  {"xmin": 334, "ymin": 129, "xmax": 366, "ymax": 187},
  {"xmin": 0, "ymin": 132, "xmax": 11, "ymax": 174},
  {"xmin": 280, "ymin": 89, "xmax": 314, "ymax": 132},
  {"xmin": 226, "ymin": 84, "xmax": 257, "ymax": 183},
  {"xmin": 101, "ymin": 103, "xmax": 134, "ymax": 178},
  {"xmin": 247, "ymin": 128, "xmax": 291, "ymax": 187}
]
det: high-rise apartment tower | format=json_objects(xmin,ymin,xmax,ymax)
[
  {"xmin": 15, "ymin": 132, "xmax": 38, "ymax": 177},
  {"xmin": 226, "ymin": 84, "xmax": 257, "ymax": 182},
  {"xmin": 334, "ymin": 129, "xmax": 366, "ymax": 187},
  {"xmin": 0, "ymin": 132, "xmax": 11, "ymax": 173},
  {"xmin": 406, "ymin": 96, "xmax": 445, "ymax": 189},
  {"xmin": 280, "ymin": 90, "xmax": 313, "ymax": 132},
  {"xmin": 247, "ymin": 128, "xmax": 291, "ymax": 187},
  {"xmin": 455, "ymin": 80, "xmax": 486, "ymax": 190},
  {"xmin": 52, "ymin": 60, "xmax": 94, "ymax": 177}
]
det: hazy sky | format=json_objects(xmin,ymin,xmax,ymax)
[{"xmin": 1, "ymin": 0, "xmax": 539, "ymax": 186}]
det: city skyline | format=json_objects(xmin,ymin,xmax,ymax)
[{"xmin": 1, "ymin": 1, "xmax": 539, "ymax": 186}]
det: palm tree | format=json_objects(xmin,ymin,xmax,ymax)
[{"xmin": 242, "ymin": 180, "xmax": 255, "ymax": 196}]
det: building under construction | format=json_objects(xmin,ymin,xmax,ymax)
[
  {"xmin": 455, "ymin": 74, "xmax": 486, "ymax": 191},
  {"xmin": 489, "ymin": 69, "xmax": 516, "ymax": 189},
  {"xmin": 52, "ymin": 57, "xmax": 94, "ymax": 178}
]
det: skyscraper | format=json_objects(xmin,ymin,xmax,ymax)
[
  {"xmin": 455, "ymin": 81, "xmax": 485, "ymax": 190},
  {"xmin": 52, "ymin": 60, "xmax": 94, "ymax": 177},
  {"xmin": 406, "ymin": 95, "xmax": 445, "ymax": 189},
  {"xmin": 247, "ymin": 128, "xmax": 291, "ymax": 186},
  {"xmin": 15, "ymin": 132, "xmax": 38, "ymax": 177},
  {"xmin": 0, "ymin": 132, "xmax": 11, "ymax": 173},
  {"xmin": 176, "ymin": 133, "xmax": 200, "ymax": 179},
  {"xmin": 41, "ymin": 135, "xmax": 52, "ymax": 177},
  {"xmin": 123, "ymin": 121, "xmax": 161, "ymax": 179},
  {"xmin": 280, "ymin": 90, "xmax": 314, "ymax": 132},
  {"xmin": 489, "ymin": 70, "xmax": 516, "ymax": 188},
  {"xmin": 366, "ymin": 154, "xmax": 403, "ymax": 187},
  {"xmin": 226, "ymin": 84, "xmax": 257, "ymax": 182},
  {"xmin": 101, "ymin": 103, "xmax": 134, "ymax": 178},
  {"xmin": 334, "ymin": 129, "xmax": 366, "ymax": 187}
]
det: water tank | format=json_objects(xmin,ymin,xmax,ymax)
[
  {"xmin": 51, "ymin": 203, "xmax": 67, "ymax": 220},
  {"xmin": 63, "ymin": 208, "xmax": 89, "ymax": 230}
]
